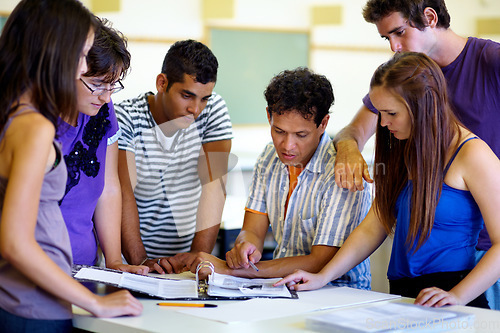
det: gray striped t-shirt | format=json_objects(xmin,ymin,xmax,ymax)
[{"xmin": 116, "ymin": 92, "xmax": 233, "ymax": 257}]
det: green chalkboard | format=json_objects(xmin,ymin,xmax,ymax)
[
  {"xmin": 0, "ymin": 16, "xmax": 7, "ymax": 33},
  {"xmin": 209, "ymin": 28, "xmax": 309, "ymax": 124}
]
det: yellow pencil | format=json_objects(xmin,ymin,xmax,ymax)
[{"xmin": 156, "ymin": 302, "xmax": 217, "ymax": 308}]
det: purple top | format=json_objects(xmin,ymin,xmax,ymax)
[
  {"xmin": 57, "ymin": 101, "xmax": 120, "ymax": 265},
  {"xmin": 364, "ymin": 37, "xmax": 500, "ymax": 250},
  {"xmin": 0, "ymin": 109, "xmax": 73, "ymax": 319}
]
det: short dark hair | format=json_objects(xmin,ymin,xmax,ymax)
[
  {"xmin": 264, "ymin": 67, "xmax": 334, "ymax": 127},
  {"xmin": 161, "ymin": 39, "xmax": 218, "ymax": 91},
  {"xmin": 363, "ymin": 0, "xmax": 451, "ymax": 30},
  {"xmin": 84, "ymin": 18, "xmax": 131, "ymax": 83}
]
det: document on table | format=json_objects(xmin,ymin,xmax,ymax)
[
  {"xmin": 178, "ymin": 286, "xmax": 402, "ymax": 324},
  {"xmin": 178, "ymin": 298, "xmax": 319, "ymax": 324},
  {"xmin": 306, "ymin": 302, "xmax": 475, "ymax": 332},
  {"xmin": 296, "ymin": 285, "xmax": 400, "ymax": 310}
]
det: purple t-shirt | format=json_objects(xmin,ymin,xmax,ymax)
[
  {"xmin": 57, "ymin": 101, "xmax": 120, "ymax": 265},
  {"xmin": 364, "ymin": 37, "xmax": 500, "ymax": 250}
]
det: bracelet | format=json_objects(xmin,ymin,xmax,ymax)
[{"xmin": 139, "ymin": 258, "xmax": 149, "ymax": 266}]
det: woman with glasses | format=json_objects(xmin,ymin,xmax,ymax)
[
  {"xmin": 57, "ymin": 18, "xmax": 147, "ymax": 274},
  {"xmin": 0, "ymin": 1, "xmax": 142, "ymax": 331}
]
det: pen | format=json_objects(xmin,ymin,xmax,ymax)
[
  {"xmin": 248, "ymin": 261, "xmax": 259, "ymax": 271},
  {"xmin": 157, "ymin": 303, "xmax": 217, "ymax": 308}
]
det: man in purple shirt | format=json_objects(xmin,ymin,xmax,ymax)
[{"xmin": 333, "ymin": 0, "xmax": 500, "ymax": 309}]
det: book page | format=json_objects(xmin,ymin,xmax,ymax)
[{"xmin": 208, "ymin": 272, "xmax": 292, "ymax": 298}]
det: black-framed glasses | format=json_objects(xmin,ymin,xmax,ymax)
[{"xmin": 80, "ymin": 78, "xmax": 124, "ymax": 96}]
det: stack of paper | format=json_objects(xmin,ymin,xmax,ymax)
[{"xmin": 306, "ymin": 302, "xmax": 474, "ymax": 332}]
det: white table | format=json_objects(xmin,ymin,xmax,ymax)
[{"xmin": 73, "ymin": 288, "xmax": 500, "ymax": 333}]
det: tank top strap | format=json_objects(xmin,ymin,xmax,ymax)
[
  {"xmin": 0, "ymin": 105, "xmax": 38, "ymax": 141},
  {"xmin": 443, "ymin": 137, "xmax": 479, "ymax": 176}
]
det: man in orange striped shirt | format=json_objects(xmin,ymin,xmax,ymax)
[{"xmin": 196, "ymin": 68, "xmax": 373, "ymax": 289}]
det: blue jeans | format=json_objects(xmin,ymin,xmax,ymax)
[
  {"xmin": 475, "ymin": 249, "xmax": 500, "ymax": 310},
  {"xmin": 0, "ymin": 307, "xmax": 73, "ymax": 333}
]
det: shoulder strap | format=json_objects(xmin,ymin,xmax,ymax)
[
  {"xmin": 0, "ymin": 105, "xmax": 39, "ymax": 141},
  {"xmin": 443, "ymin": 137, "xmax": 479, "ymax": 176}
]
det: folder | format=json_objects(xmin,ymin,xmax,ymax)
[{"xmin": 72, "ymin": 262, "xmax": 297, "ymax": 300}]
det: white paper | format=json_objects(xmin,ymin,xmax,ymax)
[
  {"xmin": 207, "ymin": 272, "xmax": 292, "ymax": 298},
  {"xmin": 178, "ymin": 286, "xmax": 403, "ymax": 324},
  {"xmin": 120, "ymin": 273, "xmax": 160, "ymax": 295},
  {"xmin": 74, "ymin": 267, "xmax": 122, "ymax": 285},
  {"xmin": 306, "ymin": 302, "xmax": 474, "ymax": 332},
  {"xmin": 178, "ymin": 298, "xmax": 318, "ymax": 324},
  {"xmin": 296, "ymin": 286, "xmax": 401, "ymax": 310}
]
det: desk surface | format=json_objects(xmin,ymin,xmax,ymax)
[{"xmin": 73, "ymin": 289, "xmax": 500, "ymax": 333}]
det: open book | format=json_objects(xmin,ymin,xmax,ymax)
[{"xmin": 73, "ymin": 264, "xmax": 297, "ymax": 300}]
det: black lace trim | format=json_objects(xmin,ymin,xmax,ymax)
[{"xmin": 60, "ymin": 104, "xmax": 111, "ymax": 203}]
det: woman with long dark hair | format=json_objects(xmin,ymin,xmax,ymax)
[{"xmin": 0, "ymin": 1, "xmax": 142, "ymax": 331}]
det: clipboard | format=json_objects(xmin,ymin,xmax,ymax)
[{"xmin": 72, "ymin": 262, "xmax": 298, "ymax": 300}]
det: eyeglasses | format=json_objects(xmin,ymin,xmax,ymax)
[{"xmin": 80, "ymin": 78, "xmax": 124, "ymax": 96}]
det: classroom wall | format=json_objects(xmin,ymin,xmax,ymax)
[{"xmin": 3, "ymin": 0, "xmax": 498, "ymax": 138}]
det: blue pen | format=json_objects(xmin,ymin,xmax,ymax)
[{"xmin": 248, "ymin": 261, "xmax": 259, "ymax": 271}]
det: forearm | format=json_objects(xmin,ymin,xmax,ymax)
[
  {"xmin": 190, "ymin": 224, "xmax": 220, "ymax": 253},
  {"xmin": 120, "ymin": 193, "xmax": 147, "ymax": 264},
  {"xmin": 332, "ymin": 106, "xmax": 377, "ymax": 152},
  {"xmin": 333, "ymin": 127, "xmax": 363, "ymax": 151},
  {"xmin": 226, "ymin": 251, "xmax": 334, "ymax": 279},
  {"xmin": 320, "ymin": 209, "xmax": 386, "ymax": 282},
  {"xmin": 5, "ymin": 239, "xmax": 98, "ymax": 312},
  {"xmin": 195, "ymin": 175, "xmax": 226, "ymax": 233},
  {"xmin": 191, "ymin": 177, "xmax": 227, "ymax": 253},
  {"xmin": 94, "ymin": 189, "xmax": 122, "ymax": 267},
  {"xmin": 234, "ymin": 229, "xmax": 266, "ymax": 254},
  {"xmin": 450, "ymin": 244, "xmax": 500, "ymax": 304}
]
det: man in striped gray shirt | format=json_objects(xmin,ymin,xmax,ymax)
[
  {"xmin": 116, "ymin": 40, "xmax": 233, "ymax": 274},
  {"xmin": 195, "ymin": 68, "xmax": 372, "ymax": 289}
]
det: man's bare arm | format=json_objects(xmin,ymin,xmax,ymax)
[
  {"xmin": 226, "ymin": 210, "xmax": 270, "ymax": 269},
  {"xmin": 118, "ymin": 150, "xmax": 149, "ymax": 265},
  {"xmin": 195, "ymin": 245, "xmax": 337, "ymax": 279},
  {"xmin": 164, "ymin": 139, "xmax": 232, "ymax": 273},
  {"xmin": 333, "ymin": 105, "xmax": 378, "ymax": 191}
]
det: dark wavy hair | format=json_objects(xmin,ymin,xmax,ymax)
[
  {"xmin": 84, "ymin": 18, "xmax": 131, "ymax": 84},
  {"xmin": 372, "ymin": 52, "xmax": 461, "ymax": 251},
  {"xmin": 161, "ymin": 39, "xmax": 218, "ymax": 91},
  {"xmin": 264, "ymin": 67, "xmax": 334, "ymax": 127},
  {"xmin": 0, "ymin": 0, "xmax": 98, "ymax": 132},
  {"xmin": 363, "ymin": 0, "xmax": 451, "ymax": 30}
]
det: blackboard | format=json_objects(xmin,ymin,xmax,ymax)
[{"xmin": 209, "ymin": 27, "xmax": 310, "ymax": 124}]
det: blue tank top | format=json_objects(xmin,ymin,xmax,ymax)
[{"xmin": 388, "ymin": 138, "xmax": 484, "ymax": 280}]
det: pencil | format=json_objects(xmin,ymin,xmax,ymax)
[
  {"xmin": 157, "ymin": 303, "xmax": 217, "ymax": 308},
  {"xmin": 248, "ymin": 261, "xmax": 259, "ymax": 271}
]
